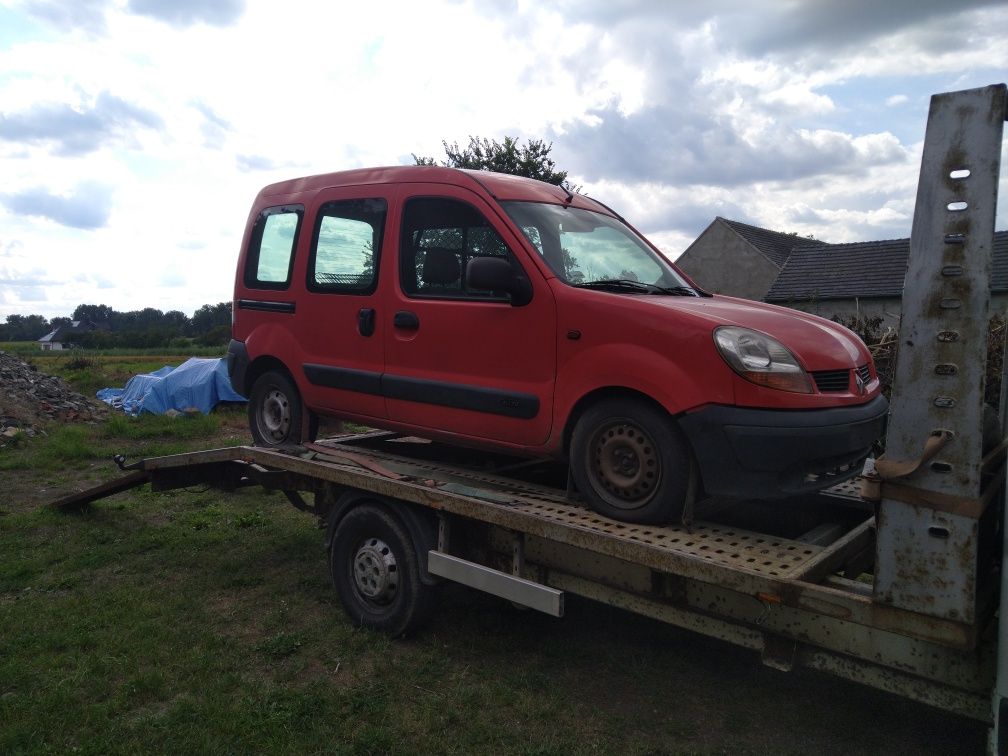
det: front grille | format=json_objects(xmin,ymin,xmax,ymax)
[
  {"xmin": 812, "ymin": 369, "xmax": 851, "ymax": 392},
  {"xmin": 857, "ymin": 364, "xmax": 871, "ymax": 383}
]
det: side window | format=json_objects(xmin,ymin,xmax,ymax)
[
  {"xmin": 245, "ymin": 205, "xmax": 302, "ymax": 289},
  {"xmin": 400, "ymin": 197, "xmax": 515, "ymax": 300},
  {"xmin": 309, "ymin": 198, "xmax": 387, "ymax": 294}
]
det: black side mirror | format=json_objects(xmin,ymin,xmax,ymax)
[{"xmin": 466, "ymin": 257, "xmax": 533, "ymax": 306}]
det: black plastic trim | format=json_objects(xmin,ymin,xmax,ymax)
[
  {"xmin": 302, "ymin": 364, "xmax": 539, "ymax": 419},
  {"xmin": 237, "ymin": 299, "xmax": 296, "ymax": 313},
  {"xmin": 678, "ymin": 395, "xmax": 889, "ymax": 498},
  {"xmin": 303, "ymin": 364, "xmax": 382, "ymax": 395},
  {"xmin": 226, "ymin": 339, "xmax": 249, "ymax": 396},
  {"xmin": 383, "ymin": 375, "xmax": 539, "ymax": 419}
]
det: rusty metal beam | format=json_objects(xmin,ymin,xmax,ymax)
[{"xmin": 50, "ymin": 470, "xmax": 149, "ymax": 511}]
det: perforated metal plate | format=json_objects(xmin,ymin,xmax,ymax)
[{"xmin": 509, "ymin": 498, "xmax": 822, "ymax": 578}]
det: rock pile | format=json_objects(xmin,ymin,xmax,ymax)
[{"xmin": 0, "ymin": 351, "xmax": 107, "ymax": 444}]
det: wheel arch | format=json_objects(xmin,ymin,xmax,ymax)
[
  {"xmin": 562, "ymin": 386, "xmax": 681, "ymax": 458},
  {"xmin": 245, "ymin": 355, "xmax": 295, "ymax": 397},
  {"xmin": 325, "ymin": 490, "xmax": 440, "ymax": 587}
]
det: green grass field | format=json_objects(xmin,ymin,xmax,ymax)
[{"xmin": 0, "ymin": 353, "xmax": 989, "ymax": 753}]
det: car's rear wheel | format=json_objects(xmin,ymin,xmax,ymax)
[
  {"xmin": 248, "ymin": 370, "xmax": 317, "ymax": 446},
  {"xmin": 570, "ymin": 397, "xmax": 692, "ymax": 524}
]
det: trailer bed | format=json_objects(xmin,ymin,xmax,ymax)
[{"xmin": 52, "ymin": 431, "xmax": 997, "ymax": 721}]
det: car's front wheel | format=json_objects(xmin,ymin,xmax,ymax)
[{"xmin": 570, "ymin": 397, "xmax": 693, "ymax": 524}]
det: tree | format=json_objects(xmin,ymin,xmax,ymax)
[
  {"xmin": 72, "ymin": 303, "xmax": 114, "ymax": 324},
  {"xmin": 414, "ymin": 136, "xmax": 576, "ymax": 190},
  {"xmin": 190, "ymin": 302, "xmax": 232, "ymax": 337},
  {"xmin": 1, "ymin": 313, "xmax": 51, "ymax": 341}
]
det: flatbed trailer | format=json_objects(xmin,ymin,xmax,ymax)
[
  {"xmin": 53, "ymin": 83, "xmax": 1008, "ymax": 750},
  {"xmin": 52, "ymin": 429, "xmax": 998, "ymax": 721}
]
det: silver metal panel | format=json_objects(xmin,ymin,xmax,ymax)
[
  {"xmin": 993, "ymin": 464, "xmax": 1008, "ymax": 744},
  {"xmin": 427, "ymin": 550, "xmax": 564, "ymax": 617},
  {"xmin": 875, "ymin": 84, "xmax": 1006, "ymax": 623},
  {"xmin": 876, "ymin": 504, "xmax": 981, "ymax": 623},
  {"xmin": 546, "ymin": 569, "xmax": 992, "ymax": 721},
  {"xmin": 884, "ymin": 84, "xmax": 1005, "ymax": 496}
]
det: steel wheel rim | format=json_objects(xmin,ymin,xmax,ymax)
[
  {"xmin": 259, "ymin": 388, "xmax": 291, "ymax": 442},
  {"xmin": 352, "ymin": 537, "xmax": 399, "ymax": 605},
  {"xmin": 586, "ymin": 419, "xmax": 661, "ymax": 510}
]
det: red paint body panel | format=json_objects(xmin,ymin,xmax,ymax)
[{"xmin": 232, "ymin": 166, "xmax": 884, "ymax": 474}]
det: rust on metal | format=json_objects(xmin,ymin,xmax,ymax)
[{"xmin": 50, "ymin": 470, "xmax": 149, "ymax": 511}]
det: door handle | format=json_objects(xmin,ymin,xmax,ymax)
[
  {"xmin": 357, "ymin": 307, "xmax": 376, "ymax": 337},
  {"xmin": 393, "ymin": 311, "xmax": 420, "ymax": 330}
]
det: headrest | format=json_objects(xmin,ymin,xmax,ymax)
[{"xmin": 421, "ymin": 246, "xmax": 461, "ymax": 286}]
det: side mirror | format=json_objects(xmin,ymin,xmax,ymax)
[{"xmin": 465, "ymin": 257, "xmax": 533, "ymax": 306}]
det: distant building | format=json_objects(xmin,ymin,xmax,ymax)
[
  {"xmin": 37, "ymin": 320, "xmax": 99, "ymax": 351},
  {"xmin": 676, "ymin": 217, "xmax": 829, "ymax": 300},
  {"xmin": 677, "ymin": 217, "xmax": 1007, "ymax": 325},
  {"xmin": 764, "ymin": 232, "xmax": 1008, "ymax": 325}
]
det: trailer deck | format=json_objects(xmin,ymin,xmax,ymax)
[{"xmin": 53, "ymin": 428, "xmax": 999, "ymax": 721}]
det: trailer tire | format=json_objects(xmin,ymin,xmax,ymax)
[
  {"xmin": 570, "ymin": 397, "xmax": 692, "ymax": 524},
  {"xmin": 248, "ymin": 370, "xmax": 317, "ymax": 447},
  {"xmin": 329, "ymin": 503, "xmax": 435, "ymax": 637}
]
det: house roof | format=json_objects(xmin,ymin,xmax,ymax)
[
  {"xmin": 37, "ymin": 320, "xmax": 97, "ymax": 343},
  {"xmin": 719, "ymin": 217, "xmax": 830, "ymax": 269},
  {"xmin": 765, "ymin": 231, "xmax": 1008, "ymax": 302}
]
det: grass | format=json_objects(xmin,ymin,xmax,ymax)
[{"xmin": 0, "ymin": 353, "xmax": 990, "ymax": 753}]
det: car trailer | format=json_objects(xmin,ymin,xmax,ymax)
[{"xmin": 53, "ymin": 83, "xmax": 1008, "ymax": 751}]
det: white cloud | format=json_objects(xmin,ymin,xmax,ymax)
[{"xmin": 0, "ymin": 0, "xmax": 1004, "ymax": 319}]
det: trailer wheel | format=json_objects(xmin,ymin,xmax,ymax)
[
  {"xmin": 329, "ymin": 503, "xmax": 434, "ymax": 637},
  {"xmin": 248, "ymin": 370, "xmax": 317, "ymax": 446},
  {"xmin": 570, "ymin": 397, "xmax": 692, "ymax": 524}
]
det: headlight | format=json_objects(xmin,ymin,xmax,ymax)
[{"xmin": 714, "ymin": 326, "xmax": 813, "ymax": 394}]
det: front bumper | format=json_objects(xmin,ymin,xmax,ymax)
[{"xmin": 678, "ymin": 395, "xmax": 889, "ymax": 499}]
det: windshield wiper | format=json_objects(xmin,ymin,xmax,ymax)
[
  {"xmin": 654, "ymin": 284, "xmax": 700, "ymax": 296},
  {"xmin": 574, "ymin": 279, "xmax": 698, "ymax": 296}
]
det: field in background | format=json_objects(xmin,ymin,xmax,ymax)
[{"xmin": 0, "ymin": 352, "xmax": 990, "ymax": 753}]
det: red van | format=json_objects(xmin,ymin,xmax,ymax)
[{"xmin": 228, "ymin": 166, "xmax": 887, "ymax": 523}]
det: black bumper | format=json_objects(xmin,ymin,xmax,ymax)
[
  {"xmin": 678, "ymin": 395, "xmax": 889, "ymax": 499},
  {"xmin": 226, "ymin": 339, "xmax": 249, "ymax": 396}
]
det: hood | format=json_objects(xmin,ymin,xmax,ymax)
[{"xmin": 649, "ymin": 294, "xmax": 869, "ymax": 370}]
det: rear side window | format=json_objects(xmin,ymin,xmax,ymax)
[
  {"xmin": 400, "ymin": 197, "xmax": 514, "ymax": 299},
  {"xmin": 244, "ymin": 205, "xmax": 303, "ymax": 289},
  {"xmin": 309, "ymin": 198, "xmax": 387, "ymax": 294}
]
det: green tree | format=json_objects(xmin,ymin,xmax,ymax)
[
  {"xmin": 2, "ymin": 313, "xmax": 51, "ymax": 341},
  {"xmin": 190, "ymin": 302, "xmax": 232, "ymax": 337},
  {"xmin": 414, "ymin": 136, "xmax": 576, "ymax": 190}
]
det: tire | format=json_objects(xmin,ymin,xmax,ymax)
[
  {"xmin": 247, "ymin": 370, "xmax": 317, "ymax": 447},
  {"xmin": 329, "ymin": 503, "xmax": 435, "ymax": 637},
  {"xmin": 570, "ymin": 397, "xmax": 693, "ymax": 524}
]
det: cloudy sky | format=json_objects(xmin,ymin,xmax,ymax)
[{"xmin": 0, "ymin": 0, "xmax": 1005, "ymax": 319}]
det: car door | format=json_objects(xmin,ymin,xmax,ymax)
[
  {"xmin": 382, "ymin": 184, "xmax": 556, "ymax": 447},
  {"xmin": 294, "ymin": 189, "xmax": 391, "ymax": 421}
]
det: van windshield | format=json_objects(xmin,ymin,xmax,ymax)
[{"xmin": 500, "ymin": 201, "xmax": 697, "ymax": 295}]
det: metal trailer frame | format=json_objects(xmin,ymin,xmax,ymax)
[
  {"xmin": 52, "ymin": 435, "xmax": 998, "ymax": 723},
  {"xmin": 51, "ymin": 83, "xmax": 1008, "ymax": 748}
]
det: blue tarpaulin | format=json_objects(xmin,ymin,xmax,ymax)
[{"xmin": 97, "ymin": 357, "xmax": 246, "ymax": 416}]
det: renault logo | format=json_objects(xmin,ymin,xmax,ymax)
[{"xmin": 854, "ymin": 371, "xmax": 867, "ymax": 396}]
